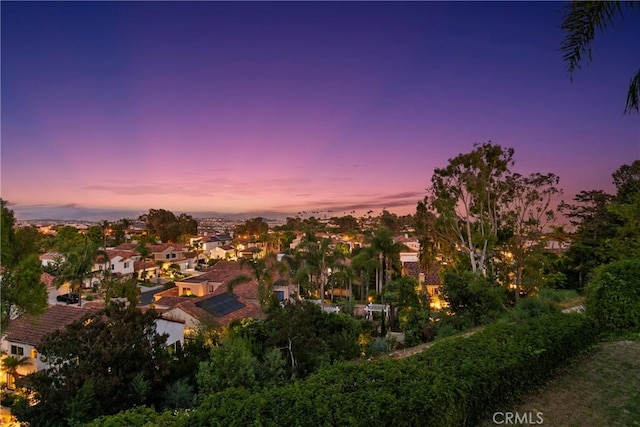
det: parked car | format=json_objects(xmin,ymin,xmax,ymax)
[{"xmin": 57, "ymin": 293, "xmax": 80, "ymax": 304}]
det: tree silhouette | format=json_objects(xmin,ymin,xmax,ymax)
[{"xmin": 561, "ymin": 0, "xmax": 639, "ymax": 113}]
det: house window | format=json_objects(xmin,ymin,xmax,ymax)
[
  {"xmin": 30, "ymin": 348, "xmax": 38, "ymax": 359},
  {"xmin": 111, "ymin": 264, "xmax": 115, "ymax": 270},
  {"xmin": 171, "ymin": 253, "xmax": 176, "ymax": 259},
  {"xmin": 124, "ymin": 262, "xmax": 130, "ymax": 269},
  {"xmin": 11, "ymin": 345, "xmax": 24, "ymax": 356},
  {"xmin": 183, "ymin": 287, "xmax": 192, "ymax": 296},
  {"xmin": 166, "ymin": 254, "xmax": 171, "ymax": 259},
  {"xmin": 208, "ymin": 285, "xmax": 215, "ymax": 294}
]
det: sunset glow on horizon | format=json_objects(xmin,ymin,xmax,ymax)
[{"xmin": 2, "ymin": 2, "xmax": 639, "ymax": 221}]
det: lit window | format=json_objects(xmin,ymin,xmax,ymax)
[{"xmin": 30, "ymin": 348, "xmax": 38, "ymax": 359}]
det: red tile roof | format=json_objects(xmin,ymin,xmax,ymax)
[
  {"xmin": 424, "ymin": 263, "xmax": 442, "ymax": 285},
  {"xmin": 134, "ymin": 260, "xmax": 157, "ymax": 271},
  {"xmin": 403, "ymin": 261, "xmax": 422, "ymax": 280},
  {"xmin": 113, "ymin": 243, "xmax": 136, "ymax": 251},
  {"xmin": 148, "ymin": 244, "xmax": 174, "ymax": 253},
  {"xmin": 106, "ymin": 250, "xmax": 136, "ymax": 261},
  {"xmin": 197, "ymin": 262, "xmax": 259, "ymax": 299},
  {"xmin": 3, "ymin": 305, "xmax": 94, "ymax": 347}
]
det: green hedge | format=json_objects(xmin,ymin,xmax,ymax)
[
  {"xmin": 91, "ymin": 314, "xmax": 597, "ymax": 427},
  {"xmin": 586, "ymin": 258, "xmax": 640, "ymax": 332}
]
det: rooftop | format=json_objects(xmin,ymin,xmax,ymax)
[{"xmin": 3, "ymin": 305, "xmax": 94, "ymax": 347}]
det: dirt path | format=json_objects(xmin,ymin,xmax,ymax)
[{"xmin": 388, "ymin": 329, "xmax": 479, "ymax": 359}]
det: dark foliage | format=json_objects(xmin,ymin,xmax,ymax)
[{"xmin": 13, "ymin": 304, "xmax": 171, "ymax": 426}]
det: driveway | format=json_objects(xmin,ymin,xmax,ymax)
[
  {"xmin": 138, "ymin": 286, "xmax": 166, "ymax": 306},
  {"xmin": 47, "ymin": 284, "xmax": 79, "ymax": 306}
]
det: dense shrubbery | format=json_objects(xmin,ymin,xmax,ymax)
[
  {"xmin": 86, "ymin": 406, "xmax": 189, "ymax": 427},
  {"xmin": 91, "ymin": 313, "xmax": 597, "ymax": 427},
  {"xmin": 586, "ymin": 258, "xmax": 640, "ymax": 332},
  {"xmin": 440, "ymin": 270, "xmax": 507, "ymax": 329},
  {"xmin": 511, "ymin": 295, "xmax": 559, "ymax": 320}
]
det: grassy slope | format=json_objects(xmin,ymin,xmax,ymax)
[{"xmin": 483, "ymin": 340, "xmax": 640, "ymax": 426}]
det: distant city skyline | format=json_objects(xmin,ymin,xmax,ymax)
[{"xmin": 2, "ymin": 2, "xmax": 639, "ymax": 221}]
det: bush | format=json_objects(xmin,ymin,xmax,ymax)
[
  {"xmin": 441, "ymin": 270, "xmax": 506, "ymax": 326},
  {"xmin": 435, "ymin": 324, "xmax": 458, "ymax": 340},
  {"xmin": 86, "ymin": 406, "xmax": 188, "ymax": 427},
  {"xmin": 586, "ymin": 258, "xmax": 640, "ymax": 332},
  {"xmin": 189, "ymin": 313, "xmax": 597, "ymax": 426},
  {"xmin": 367, "ymin": 337, "xmax": 391, "ymax": 356},
  {"xmin": 511, "ymin": 296, "xmax": 559, "ymax": 320},
  {"xmin": 91, "ymin": 314, "xmax": 598, "ymax": 427},
  {"xmin": 399, "ymin": 307, "xmax": 434, "ymax": 347},
  {"xmin": 537, "ymin": 288, "xmax": 579, "ymax": 303}
]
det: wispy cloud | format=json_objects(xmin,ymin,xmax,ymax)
[{"xmin": 271, "ymin": 190, "xmax": 422, "ymax": 213}]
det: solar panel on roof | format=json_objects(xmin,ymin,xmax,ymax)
[{"xmin": 196, "ymin": 293, "xmax": 245, "ymax": 317}]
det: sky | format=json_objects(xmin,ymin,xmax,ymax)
[{"xmin": 2, "ymin": 1, "xmax": 639, "ymax": 221}]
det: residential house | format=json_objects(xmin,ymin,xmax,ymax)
[
  {"xmin": 93, "ymin": 250, "xmax": 136, "ymax": 276},
  {"xmin": 152, "ymin": 260, "xmax": 296, "ymax": 334},
  {"xmin": 394, "ymin": 234, "xmax": 421, "ymax": 252},
  {"xmin": 136, "ymin": 260, "xmax": 159, "ymax": 281},
  {"xmin": 289, "ymin": 233, "xmax": 304, "ymax": 250},
  {"xmin": 399, "ymin": 248, "xmax": 420, "ymax": 264},
  {"xmin": 1, "ymin": 305, "xmax": 184, "ymax": 389},
  {"xmin": 39, "ymin": 252, "xmax": 64, "ymax": 267},
  {"xmin": 215, "ymin": 233, "xmax": 233, "ymax": 245},
  {"xmin": 0, "ymin": 305, "xmax": 89, "ymax": 388},
  {"xmin": 190, "ymin": 235, "xmax": 223, "ymax": 253},
  {"xmin": 237, "ymin": 246, "xmax": 265, "ymax": 260},
  {"xmin": 149, "ymin": 244, "xmax": 194, "ymax": 271},
  {"xmin": 211, "ymin": 244, "xmax": 236, "ymax": 260},
  {"xmin": 173, "ymin": 261, "xmax": 258, "ymax": 298},
  {"xmin": 401, "ymin": 261, "xmax": 445, "ymax": 310},
  {"xmin": 158, "ymin": 284, "xmax": 264, "ymax": 334}
]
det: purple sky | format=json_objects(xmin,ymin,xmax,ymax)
[{"xmin": 2, "ymin": 2, "xmax": 639, "ymax": 221}]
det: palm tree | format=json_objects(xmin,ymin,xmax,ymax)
[
  {"xmin": 366, "ymin": 228, "xmax": 405, "ymax": 300},
  {"xmin": 229, "ymin": 254, "xmax": 289, "ymax": 311},
  {"xmin": 561, "ymin": 0, "xmax": 640, "ymax": 113},
  {"xmin": 54, "ymin": 242, "xmax": 107, "ymax": 307},
  {"xmin": 2, "ymin": 355, "xmax": 32, "ymax": 388},
  {"xmin": 135, "ymin": 242, "xmax": 153, "ymax": 284},
  {"xmin": 351, "ymin": 247, "xmax": 378, "ymax": 302},
  {"xmin": 99, "ymin": 220, "xmax": 111, "ymax": 249},
  {"xmin": 296, "ymin": 233, "xmax": 344, "ymax": 309}
]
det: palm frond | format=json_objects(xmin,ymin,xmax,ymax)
[
  {"xmin": 226, "ymin": 274, "xmax": 251, "ymax": 294},
  {"xmin": 560, "ymin": 0, "xmax": 623, "ymax": 77},
  {"xmin": 625, "ymin": 68, "xmax": 640, "ymax": 113}
]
